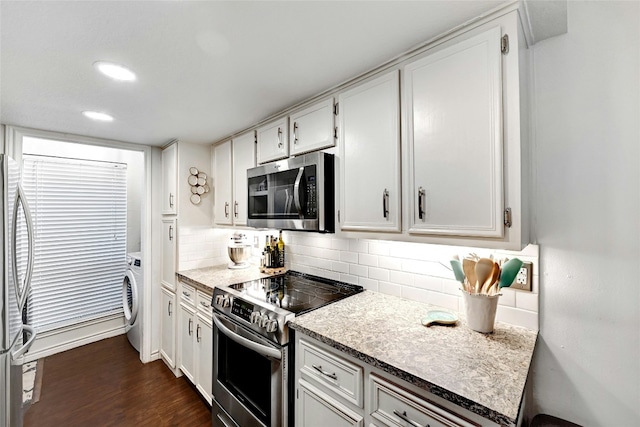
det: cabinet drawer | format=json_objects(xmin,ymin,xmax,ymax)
[
  {"xmin": 299, "ymin": 338, "xmax": 363, "ymax": 407},
  {"xmin": 369, "ymin": 375, "xmax": 478, "ymax": 427},
  {"xmin": 180, "ymin": 283, "xmax": 196, "ymax": 305},
  {"xmin": 196, "ymin": 290, "xmax": 213, "ymax": 317}
]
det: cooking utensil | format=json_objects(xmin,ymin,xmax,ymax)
[
  {"xmin": 498, "ymin": 258, "xmax": 524, "ymax": 289},
  {"xmin": 462, "ymin": 258, "xmax": 477, "ymax": 294},
  {"xmin": 484, "ymin": 261, "xmax": 501, "ymax": 294},
  {"xmin": 475, "ymin": 258, "xmax": 493, "ymax": 294},
  {"xmin": 450, "ymin": 259, "xmax": 466, "ymax": 286}
]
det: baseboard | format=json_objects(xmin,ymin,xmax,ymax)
[{"xmin": 24, "ymin": 314, "xmax": 126, "ymax": 362}]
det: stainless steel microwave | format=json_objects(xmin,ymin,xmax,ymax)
[{"xmin": 247, "ymin": 152, "xmax": 334, "ymax": 232}]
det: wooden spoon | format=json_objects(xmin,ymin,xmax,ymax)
[
  {"xmin": 475, "ymin": 258, "xmax": 494, "ymax": 294},
  {"xmin": 462, "ymin": 258, "xmax": 477, "ymax": 294},
  {"xmin": 483, "ymin": 261, "xmax": 501, "ymax": 294}
]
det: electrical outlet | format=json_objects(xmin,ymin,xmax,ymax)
[{"xmin": 512, "ymin": 262, "xmax": 533, "ymax": 291}]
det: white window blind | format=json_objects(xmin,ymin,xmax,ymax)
[{"xmin": 21, "ymin": 155, "xmax": 127, "ymax": 332}]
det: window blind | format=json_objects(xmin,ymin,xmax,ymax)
[{"xmin": 21, "ymin": 155, "xmax": 127, "ymax": 332}]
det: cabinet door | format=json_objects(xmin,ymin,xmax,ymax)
[
  {"xmin": 232, "ymin": 131, "xmax": 256, "ymax": 226},
  {"xmin": 161, "ymin": 218, "xmax": 176, "ymax": 291},
  {"xmin": 160, "ymin": 287, "xmax": 176, "ymax": 369},
  {"xmin": 405, "ymin": 26, "xmax": 504, "ymax": 238},
  {"xmin": 297, "ymin": 379, "xmax": 364, "ymax": 427},
  {"xmin": 178, "ymin": 303, "xmax": 196, "ymax": 382},
  {"xmin": 196, "ymin": 314, "xmax": 213, "ymax": 405},
  {"xmin": 214, "ymin": 140, "xmax": 233, "ymax": 225},
  {"xmin": 257, "ymin": 117, "xmax": 289, "ymax": 164},
  {"xmin": 161, "ymin": 143, "xmax": 178, "ymax": 215},
  {"xmin": 290, "ymin": 98, "xmax": 335, "ymax": 156},
  {"xmin": 339, "ymin": 71, "xmax": 401, "ymax": 232}
]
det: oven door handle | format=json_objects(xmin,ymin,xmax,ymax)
[{"xmin": 213, "ymin": 314, "xmax": 282, "ymax": 360}]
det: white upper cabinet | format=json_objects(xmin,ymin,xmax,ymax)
[
  {"xmin": 161, "ymin": 142, "xmax": 178, "ymax": 215},
  {"xmin": 213, "ymin": 140, "xmax": 233, "ymax": 225},
  {"xmin": 232, "ymin": 131, "xmax": 256, "ymax": 225},
  {"xmin": 257, "ymin": 117, "xmax": 289, "ymax": 164},
  {"xmin": 290, "ymin": 98, "xmax": 336, "ymax": 156},
  {"xmin": 214, "ymin": 132, "xmax": 256, "ymax": 226},
  {"xmin": 339, "ymin": 71, "xmax": 401, "ymax": 232},
  {"xmin": 404, "ymin": 26, "xmax": 504, "ymax": 238}
]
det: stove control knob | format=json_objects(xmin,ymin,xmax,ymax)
[
  {"xmin": 221, "ymin": 296, "xmax": 231, "ymax": 308},
  {"xmin": 214, "ymin": 295, "xmax": 223, "ymax": 306},
  {"xmin": 259, "ymin": 315, "xmax": 269, "ymax": 328},
  {"xmin": 250, "ymin": 311, "xmax": 262, "ymax": 324},
  {"xmin": 265, "ymin": 319, "xmax": 278, "ymax": 333}
]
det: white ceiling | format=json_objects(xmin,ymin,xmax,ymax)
[{"xmin": 0, "ymin": 1, "xmax": 509, "ymax": 147}]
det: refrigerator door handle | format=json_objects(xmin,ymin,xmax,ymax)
[
  {"xmin": 11, "ymin": 325, "xmax": 36, "ymax": 359},
  {"xmin": 12, "ymin": 182, "xmax": 35, "ymax": 311}
]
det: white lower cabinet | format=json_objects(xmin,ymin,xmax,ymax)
[
  {"xmin": 160, "ymin": 286, "xmax": 177, "ymax": 370},
  {"xmin": 295, "ymin": 335, "xmax": 492, "ymax": 427},
  {"xmin": 298, "ymin": 379, "xmax": 364, "ymax": 427},
  {"xmin": 177, "ymin": 282, "xmax": 213, "ymax": 404}
]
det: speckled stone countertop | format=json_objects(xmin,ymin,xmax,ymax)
[
  {"xmin": 290, "ymin": 291, "xmax": 537, "ymax": 426},
  {"xmin": 176, "ymin": 264, "xmax": 281, "ymax": 293}
]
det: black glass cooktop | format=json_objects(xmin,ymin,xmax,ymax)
[{"xmin": 229, "ymin": 271, "xmax": 363, "ymax": 315}]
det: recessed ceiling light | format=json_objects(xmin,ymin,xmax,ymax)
[
  {"xmin": 93, "ymin": 61, "xmax": 136, "ymax": 82},
  {"xmin": 83, "ymin": 111, "xmax": 114, "ymax": 122}
]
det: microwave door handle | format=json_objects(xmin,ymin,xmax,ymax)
[
  {"xmin": 213, "ymin": 314, "xmax": 282, "ymax": 360},
  {"xmin": 293, "ymin": 167, "xmax": 304, "ymax": 216}
]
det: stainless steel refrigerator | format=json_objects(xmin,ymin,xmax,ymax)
[{"xmin": 1, "ymin": 154, "xmax": 36, "ymax": 427}]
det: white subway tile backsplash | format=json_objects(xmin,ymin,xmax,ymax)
[
  {"xmin": 349, "ymin": 264, "xmax": 368, "ymax": 278},
  {"xmin": 358, "ymin": 253, "xmax": 378, "ymax": 267},
  {"xmin": 368, "ymin": 241, "xmax": 390, "ymax": 256},
  {"xmin": 349, "ymin": 239, "xmax": 369, "ymax": 253},
  {"xmin": 368, "ymin": 267, "xmax": 390, "ymax": 282},
  {"xmin": 359, "ymin": 277, "xmax": 379, "ymax": 291},
  {"xmin": 379, "ymin": 256, "xmax": 402, "ymax": 271},
  {"xmin": 413, "ymin": 275, "xmax": 442, "ymax": 292},
  {"xmin": 331, "ymin": 261, "xmax": 350, "ymax": 274},
  {"xmin": 191, "ymin": 228, "xmax": 539, "ymax": 330},
  {"xmin": 340, "ymin": 251, "xmax": 359, "ymax": 264},
  {"xmin": 389, "ymin": 270, "xmax": 414, "ymax": 286}
]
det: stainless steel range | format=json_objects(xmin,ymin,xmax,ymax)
[{"xmin": 211, "ymin": 271, "xmax": 363, "ymax": 427}]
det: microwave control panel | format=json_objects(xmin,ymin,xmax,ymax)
[{"xmin": 306, "ymin": 175, "xmax": 317, "ymax": 217}]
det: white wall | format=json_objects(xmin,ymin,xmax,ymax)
[{"xmin": 530, "ymin": 1, "xmax": 640, "ymax": 425}]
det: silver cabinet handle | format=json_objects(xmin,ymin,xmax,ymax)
[
  {"xmin": 312, "ymin": 364, "xmax": 337, "ymax": 380},
  {"xmin": 182, "ymin": 291, "xmax": 191, "ymax": 298},
  {"xmin": 277, "ymin": 127, "xmax": 283, "ymax": 148},
  {"xmin": 293, "ymin": 122, "xmax": 298, "ymax": 144},
  {"xmin": 169, "ymin": 225, "xmax": 173, "ymax": 241},
  {"xmin": 393, "ymin": 410, "xmax": 426, "ymax": 427},
  {"xmin": 168, "ymin": 301, "xmax": 172, "ymax": 316},
  {"xmin": 196, "ymin": 324, "xmax": 201, "ymax": 342},
  {"xmin": 224, "ymin": 202, "xmax": 229, "ymax": 218},
  {"xmin": 200, "ymin": 301, "xmax": 209, "ymax": 308},
  {"xmin": 383, "ymin": 189, "xmax": 389, "ymax": 219},
  {"xmin": 188, "ymin": 318, "xmax": 193, "ymax": 336},
  {"xmin": 234, "ymin": 201, "xmax": 238, "ymax": 218},
  {"xmin": 169, "ymin": 193, "xmax": 174, "ymax": 208},
  {"xmin": 418, "ymin": 187, "xmax": 426, "ymax": 220}
]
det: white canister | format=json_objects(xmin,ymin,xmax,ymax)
[{"xmin": 461, "ymin": 289, "xmax": 501, "ymax": 333}]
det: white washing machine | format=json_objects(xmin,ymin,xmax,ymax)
[{"xmin": 122, "ymin": 252, "xmax": 143, "ymax": 353}]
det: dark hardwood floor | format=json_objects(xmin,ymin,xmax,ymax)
[{"xmin": 24, "ymin": 334, "xmax": 211, "ymax": 427}]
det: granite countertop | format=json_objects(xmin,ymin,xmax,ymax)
[
  {"xmin": 176, "ymin": 263, "xmax": 280, "ymax": 292},
  {"xmin": 289, "ymin": 291, "xmax": 538, "ymax": 426}
]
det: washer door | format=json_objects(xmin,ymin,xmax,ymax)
[{"xmin": 122, "ymin": 270, "xmax": 139, "ymax": 326}]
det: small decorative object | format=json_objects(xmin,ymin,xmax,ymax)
[
  {"xmin": 421, "ymin": 310, "xmax": 458, "ymax": 327},
  {"xmin": 188, "ymin": 167, "xmax": 209, "ymax": 204}
]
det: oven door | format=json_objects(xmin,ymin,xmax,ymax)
[{"xmin": 213, "ymin": 313, "xmax": 287, "ymax": 427}]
